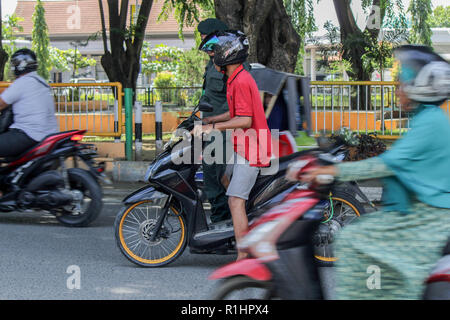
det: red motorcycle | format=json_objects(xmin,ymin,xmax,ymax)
[
  {"xmin": 0, "ymin": 130, "xmax": 106, "ymax": 227},
  {"xmin": 210, "ymin": 152, "xmax": 450, "ymax": 299},
  {"xmin": 423, "ymin": 238, "xmax": 450, "ymax": 300},
  {"xmin": 209, "ymin": 151, "xmax": 354, "ymax": 299}
]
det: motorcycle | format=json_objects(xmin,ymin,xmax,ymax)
[
  {"xmin": 210, "ymin": 152, "xmax": 450, "ymax": 300},
  {"xmin": 114, "ymin": 103, "xmax": 368, "ymax": 267},
  {"xmin": 0, "ymin": 129, "xmax": 106, "ymax": 227},
  {"xmin": 423, "ymin": 238, "xmax": 450, "ymax": 300}
]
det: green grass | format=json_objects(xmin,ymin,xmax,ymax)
[{"xmin": 295, "ymin": 131, "xmax": 318, "ymax": 149}]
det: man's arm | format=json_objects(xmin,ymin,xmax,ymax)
[
  {"xmin": 0, "ymin": 97, "xmax": 9, "ymax": 111},
  {"xmin": 203, "ymin": 111, "xmax": 230, "ymax": 124},
  {"xmin": 193, "ymin": 116, "xmax": 252, "ymax": 137},
  {"xmin": 214, "ymin": 116, "xmax": 251, "ymax": 131}
]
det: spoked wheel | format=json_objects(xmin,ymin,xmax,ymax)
[
  {"xmin": 314, "ymin": 190, "xmax": 365, "ymax": 267},
  {"xmin": 114, "ymin": 200, "xmax": 187, "ymax": 267},
  {"xmin": 56, "ymin": 168, "xmax": 103, "ymax": 227},
  {"xmin": 213, "ymin": 276, "xmax": 278, "ymax": 300}
]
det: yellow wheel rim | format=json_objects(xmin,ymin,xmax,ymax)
[
  {"xmin": 314, "ymin": 196, "xmax": 360, "ymax": 262},
  {"xmin": 118, "ymin": 200, "xmax": 186, "ymax": 265}
]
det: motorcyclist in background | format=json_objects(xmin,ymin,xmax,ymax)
[
  {"xmin": 197, "ymin": 18, "xmax": 233, "ymax": 224},
  {"xmin": 0, "ymin": 48, "xmax": 58, "ymax": 158},
  {"xmin": 300, "ymin": 45, "xmax": 450, "ymax": 299}
]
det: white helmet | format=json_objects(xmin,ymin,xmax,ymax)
[{"xmin": 395, "ymin": 45, "xmax": 450, "ymax": 104}]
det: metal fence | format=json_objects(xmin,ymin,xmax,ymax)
[
  {"xmin": 0, "ymin": 82, "xmax": 124, "ymax": 138},
  {"xmin": 2, "ymin": 81, "xmax": 448, "ymax": 139},
  {"xmin": 135, "ymin": 86, "xmax": 203, "ymax": 110},
  {"xmin": 51, "ymin": 82, "xmax": 123, "ymax": 137},
  {"xmin": 310, "ymin": 81, "xmax": 449, "ymax": 138}
]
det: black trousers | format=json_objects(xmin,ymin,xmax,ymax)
[{"xmin": 0, "ymin": 129, "xmax": 38, "ymax": 158}]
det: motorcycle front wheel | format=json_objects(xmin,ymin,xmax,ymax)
[
  {"xmin": 114, "ymin": 200, "xmax": 187, "ymax": 267},
  {"xmin": 213, "ymin": 276, "xmax": 278, "ymax": 300}
]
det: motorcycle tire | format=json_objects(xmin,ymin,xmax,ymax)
[
  {"xmin": 56, "ymin": 168, "xmax": 103, "ymax": 227},
  {"xmin": 114, "ymin": 200, "xmax": 187, "ymax": 267},
  {"xmin": 213, "ymin": 276, "xmax": 277, "ymax": 300},
  {"xmin": 314, "ymin": 189, "xmax": 366, "ymax": 267}
]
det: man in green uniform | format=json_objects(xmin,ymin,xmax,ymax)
[{"xmin": 197, "ymin": 18, "xmax": 231, "ymax": 223}]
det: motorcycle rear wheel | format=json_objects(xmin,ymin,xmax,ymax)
[
  {"xmin": 314, "ymin": 189, "xmax": 366, "ymax": 267},
  {"xmin": 56, "ymin": 168, "xmax": 103, "ymax": 227}
]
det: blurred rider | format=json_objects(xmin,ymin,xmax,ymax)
[
  {"xmin": 0, "ymin": 48, "xmax": 58, "ymax": 158},
  {"xmin": 300, "ymin": 45, "xmax": 450, "ymax": 299}
]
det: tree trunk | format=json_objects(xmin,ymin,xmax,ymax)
[
  {"xmin": 333, "ymin": 0, "xmax": 385, "ymax": 81},
  {"xmin": 214, "ymin": 0, "xmax": 300, "ymax": 73},
  {"xmin": 99, "ymin": 0, "xmax": 153, "ymax": 99}
]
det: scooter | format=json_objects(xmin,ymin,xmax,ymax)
[
  {"xmin": 0, "ymin": 129, "xmax": 106, "ymax": 227},
  {"xmin": 114, "ymin": 103, "xmax": 367, "ymax": 267},
  {"xmin": 423, "ymin": 238, "xmax": 450, "ymax": 300},
  {"xmin": 209, "ymin": 151, "xmax": 343, "ymax": 299},
  {"xmin": 210, "ymin": 153, "xmax": 450, "ymax": 300}
]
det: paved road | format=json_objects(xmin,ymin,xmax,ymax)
[{"xmin": 0, "ymin": 182, "xmax": 340, "ymax": 300}]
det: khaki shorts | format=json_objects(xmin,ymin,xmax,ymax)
[{"xmin": 225, "ymin": 153, "xmax": 260, "ymax": 200}]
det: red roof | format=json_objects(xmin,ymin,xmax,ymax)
[{"xmin": 14, "ymin": 0, "xmax": 195, "ymax": 37}]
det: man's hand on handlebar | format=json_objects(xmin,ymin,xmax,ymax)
[
  {"xmin": 192, "ymin": 123, "xmax": 214, "ymax": 138},
  {"xmin": 299, "ymin": 165, "xmax": 338, "ymax": 184}
]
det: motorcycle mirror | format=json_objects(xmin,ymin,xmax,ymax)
[{"xmin": 198, "ymin": 102, "xmax": 214, "ymax": 113}]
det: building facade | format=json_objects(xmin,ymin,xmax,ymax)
[{"xmin": 14, "ymin": 0, "xmax": 197, "ymax": 84}]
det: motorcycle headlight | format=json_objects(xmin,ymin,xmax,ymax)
[
  {"xmin": 238, "ymin": 219, "xmax": 284, "ymax": 250},
  {"xmin": 144, "ymin": 163, "xmax": 156, "ymax": 182}
]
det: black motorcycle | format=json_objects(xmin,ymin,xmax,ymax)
[
  {"xmin": 0, "ymin": 129, "xmax": 106, "ymax": 227},
  {"xmin": 114, "ymin": 103, "xmax": 370, "ymax": 267}
]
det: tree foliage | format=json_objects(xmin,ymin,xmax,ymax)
[
  {"xmin": 408, "ymin": 0, "xmax": 433, "ymax": 46},
  {"xmin": 141, "ymin": 43, "xmax": 183, "ymax": 75},
  {"xmin": 332, "ymin": 0, "xmax": 409, "ymax": 81},
  {"xmin": 427, "ymin": 5, "xmax": 450, "ymax": 28},
  {"xmin": 48, "ymin": 47, "xmax": 97, "ymax": 75},
  {"xmin": 0, "ymin": 3, "xmax": 10, "ymax": 81},
  {"xmin": 2, "ymin": 14, "xmax": 25, "ymax": 81},
  {"xmin": 31, "ymin": 0, "xmax": 50, "ymax": 80},
  {"xmin": 141, "ymin": 42, "xmax": 208, "ymax": 86},
  {"xmin": 158, "ymin": 0, "xmax": 214, "ymax": 41},
  {"xmin": 283, "ymin": 0, "xmax": 317, "ymax": 74},
  {"xmin": 175, "ymin": 47, "xmax": 209, "ymax": 86}
]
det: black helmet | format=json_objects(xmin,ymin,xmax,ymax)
[
  {"xmin": 394, "ymin": 45, "xmax": 450, "ymax": 104},
  {"xmin": 10, "ymin": 48, "xmax": 38, "ymax": 77},
  {"xmin": 199, "ymin": 30, "xmax": 249, "ymax": 67}
]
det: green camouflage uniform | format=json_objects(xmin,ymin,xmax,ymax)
[{"xmin": 200, "ymin": 59, "xmax": 231, "ymax": 223}]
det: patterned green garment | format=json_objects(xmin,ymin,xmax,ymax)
[{"xmin": 334, "ymin": 157, "xmax": 450, "ymax": 300}]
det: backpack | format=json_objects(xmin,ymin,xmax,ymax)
[{"xmin": 0, "ymin": 105, "xmax": 13, "ymax": 134}]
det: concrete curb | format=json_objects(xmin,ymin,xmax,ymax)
[
  {"xmin": 112, "ymin": 161, "xmax": 152, "ymax": 182},
  {"xmin": 111, "ymin": 161, "xmax": 384, "ymax": 203}
]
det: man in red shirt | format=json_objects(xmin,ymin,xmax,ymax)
[{"xmin": 194, "ymin": 31, "xmax": 272, "ymax": 260}]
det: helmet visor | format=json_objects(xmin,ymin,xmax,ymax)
[{"xmin": 199, "ymin": 35, "xmax": 219, "ymax": 52}]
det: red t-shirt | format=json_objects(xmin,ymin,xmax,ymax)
[{"xmin": 226, "ymin": 65, "xmax": 272, "ymax": 167}]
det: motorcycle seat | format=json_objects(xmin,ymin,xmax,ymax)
[
  {"xmin": 251, "ymin": 148, "xmax": 319, "ymax": 191},
  {"xmin": 0, "ymin": 130, "xmax": 82, "ymax": 165}
]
